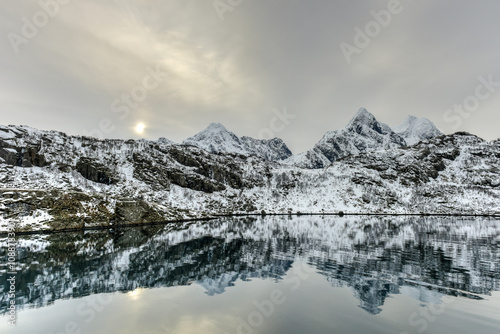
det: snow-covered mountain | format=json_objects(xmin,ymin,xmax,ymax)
[
  {"xmin": 182, "ymin": 122, "xmax": 292, "ymax": 161},
  {"xmin": 0, "ymin": 121, "xmax": 499, "ymax": 233},
  {"xmin": 284, "ymin": 108, "xmax": 406, "ymax": 168},
  {"xmin": 393, "ymin": 116, "xmax": 443, "ymax": 146}
]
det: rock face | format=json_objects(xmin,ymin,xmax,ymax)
[
  {"xmin": 240, "ymin": 136, "xmax": 293, "ymax": 161},
  {"xmin": 284, "ymin": 108, "xmax": 407, "ymax": 168},
  {"xmin": 0, "ymin": 127, "xmax": 46, "ymax": 167},
  {"xmin": 112, "ymin": 200, "xmax": 164, "ymax": 224},
  {"xmin": 393, "ymin": 116, "xmax": 443, "ymax": 146},
  {"xmin": 76, "ymin": 158, "xmax": 117, "ymax": 185},
  {"xmin": 183, "ymin": 122, "xmax": 292, "ymax": 161}
]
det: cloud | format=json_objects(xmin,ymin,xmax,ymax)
[{"xmin": 0, "ymin": 0, "xmax": 499, "ymax": 153}]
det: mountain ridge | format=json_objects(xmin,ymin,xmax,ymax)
[
  {"xmin": 0, "ymin": 108, "xmax": 447, "ymax": 167},
  {"xmin": 283, "ymin": 108, "xmax": 408, "ymax": 168},
  {"xmin": 182, "ymin": 122, "xmax": 293, "ymax": 161},
  {"xmin": 179, "ymin": 108, "xmax": 445, "ymax": 169},
  {"xmin": 0, "ymin": 119, "xmax": 499, "ymax": 232}
]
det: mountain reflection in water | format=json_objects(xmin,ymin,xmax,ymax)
[{"xmin": 1, "ymin": 216, "xmax": 499, "ymax": 316}]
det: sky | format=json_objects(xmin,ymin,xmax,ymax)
[{"xmin": 1, "ymin": 0, "xmax": 499, "ymax": 154}]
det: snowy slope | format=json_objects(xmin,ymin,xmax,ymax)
[
  {"xmin": 393, "ymin": 116, "xmax": 443, "ymax": 146},
  {"xmin": 284, "ymin": 108, "xmax": 406, "ymax": 168},
  {"xmin": 182, "ymin": 122, "xmax": 292, "ymax": 161}
]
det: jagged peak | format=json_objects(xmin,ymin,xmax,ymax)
[
  {"xmin": 205, "ymin": 122, "xmax": 228, "ymax": 132},
  {"xmin": 156, "ymin": 137, "xmax": 174, "ymax": 145},
  {"xmin": 402, "ymin": 115, "xmax": 419, "ymax": 124},
  {"xmin": 184, "ymin": 122, "xmax": 237, "ymax": 141},
  {"xmin": 344, "ymin": 108, "xmax": 394, "ymax": 136},
  {"xmin": 347, "ymin": 108, "xmax": 377, "ymax": 127},
  {"xmin": 182, "ymin": 122, "xmax": 292, "ymax": 161},
  {"xmin": 394, "ymin": 116, "xmax": 434, "ymax": 132},
  {"xmin": 393, "ymin": 116, "xmax": 443, "ymax": 146},
  {"xmin": 355, "ymin": 107, "xmax": 370, "ymax": 116}
]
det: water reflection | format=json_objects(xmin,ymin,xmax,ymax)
[{"xmin": 1, "ymin": 216, "xmax": 499, "ymax": 316}]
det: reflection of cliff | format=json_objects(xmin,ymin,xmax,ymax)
[
  {"xmin": 1, "ymin": 216, "xmax": 499, "ymax": 315},
  {"xmin": 314, "ymin": 241, "xmax": 492, "ymax": 314}
]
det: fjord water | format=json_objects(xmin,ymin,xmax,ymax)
[{"xmin": 1, "ymin": 216, "xmax": 500, "ymax": 334}]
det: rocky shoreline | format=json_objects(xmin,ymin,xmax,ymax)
[{"xmin": 2, "ymin": 210, "xmax": 499, "ymax": 236}]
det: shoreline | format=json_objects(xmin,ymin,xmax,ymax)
[{"xmin": 1, "ymin": 212, "xmax": 499, "ymax": 236}]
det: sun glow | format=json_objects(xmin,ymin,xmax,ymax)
[
  {"xmin": 135, "ymin": 122, "xmax": 146, "ymax": 134},
  {"xmin": 127, "ymin": 288, "xmax": 143, "ymax": 301}
]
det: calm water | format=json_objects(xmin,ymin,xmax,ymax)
[{"xmin": 1, "ymin": 216, "xmax": 500, "ymax": 334}]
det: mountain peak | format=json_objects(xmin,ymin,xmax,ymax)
[
  {"xmin": 405, "ymin": 115, "xmax": 418, "ymax": 122},
  {"xmin": 184, "ymin": 122, "xmax": 236, "ymax": 144},
  {"xmin": 345, "ymin": 108, "xmax": 393, "ymax": 137},
  {"xmin": 204, "ymin": 122, "xmax": 229, "ymax": 132},
  {"xmin": 348, "ymin": 108, "xmax": 377, "ymax": 126},
  {"xmin": 182, "ymin": 123, "xmax": 292, "ymax": 161},
  {"xmin": 286, "ymin": 108, "xmax": 405, "ymax": 168},
  {"xmin": 356, "ymin": 107, "xmax": 370, "ymax": 116},
  {"xmin": 394, "ymin": 116, "xmax": 430, "ymax": 130},
  {"xmin": 393, "ymin": 116, "xmax": 443, "ymax": 146}
]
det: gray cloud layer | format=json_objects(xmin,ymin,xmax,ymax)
[{"xmin": 1, "ymin": 0, "xmax": 499, "ymax": 153}]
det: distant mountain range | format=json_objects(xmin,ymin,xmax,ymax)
[{"xmin": 0, "ymin": 108, "xmax": 498, "ymax": 232}]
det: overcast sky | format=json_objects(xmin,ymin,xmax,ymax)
[{"xmin": 1, "ymin": 0, "xmax": 499, "ymax": 153}]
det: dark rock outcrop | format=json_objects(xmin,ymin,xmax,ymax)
[{"xmin": 76, "ymin": 158, "xmax": 117, "ymax": 185}]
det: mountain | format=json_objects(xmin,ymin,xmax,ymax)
[
  {"xmin": 183, "ymin": 123, "xmax": 243, "ymax": 154},
  {"xmin": 393, "ymin": 116, "xmax": 443, "ymax": 146},
  {"xmin": 284, "ymin": 108, "xmax": 406, "ymax": 168},
  {"xmin": 182, "ymin": 122, "xmax": 292, "ymax": 161},
  {"xmin": 1, "ymin": 122, "xmax": 499, "ymax": 233}
]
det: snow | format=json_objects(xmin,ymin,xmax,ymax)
[
  {"xmin": 0, "ymin": 128, "xmax": 15, "ymax": 139},
  {"xmin": 183, "ymin": 122, "xmax": 247, "ymax": 154},
  {"xmin": 284, "ymin": 109, "xmax": 444, "ymax": 168},
  {"xmin": 19, "ymin": 210, "xmax": 53, "ymax": 229},
  {"xmin": 182, "ymin": 122, "xmax": 292, "ymax": 161},
  {"xmin": 156, "ymin": 137, "xmax": 175, "ymax": 145},
  {"xmin": 197, "ymin": 272, "xmax": 238, "ymax": 295},
  {"xmin": 0, "ymin": 209, "xmax": 53, "ymax": 232},
  {"xmin": 282, "ymin": 149, "xmax": 332, "ymax": 169},
  {"xmin": 393, "ymin": 116, "xmax": 443, "ymax": 146},
  {"xmin": 347, "ymin": 107, "xmax": 376, "ymax": 126},
  {"xmin": 284, "ymin": 108, "xmax": 406, "ymax": 168}
]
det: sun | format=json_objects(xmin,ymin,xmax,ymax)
[{"xmin": 135, "ymin": 122, "xmax": 146, "ymax": 134}]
